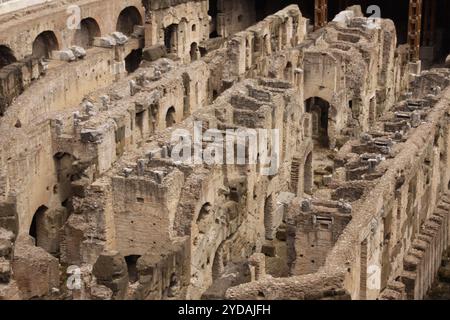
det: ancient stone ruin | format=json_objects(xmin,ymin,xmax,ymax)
[{"xmin": 0, "ymin": 0, "xmax": 450, "ymax": 300}]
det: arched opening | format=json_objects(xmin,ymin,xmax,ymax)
[
  {"xmin": 304, "ymin": 152, "xmax": 313, "ymax": 195},
  {"xmin": 0, "ymin": 45, "xmax": 16, "ymax": 69},
  {"xmin": 197, "ymin": 202, "xmax": 212, "ymax": 234},
  {"xmin": 125, "ymin": 48, "xmax": 143, "ymax": 73},
  {"xmin": 165, "ymin": 106, "xmax": 176, "ymax": 128},
  {"xmin": 284, "ymin": 61, "xmax": 293, "ymax": 82},
  {"xmin": 116, "ymin": 6, "xmax": 143, "ymax": 36},
  {"xmin": 32, "ymin": 31, "xmax": 59, "ymax": 59},
  {"xmin": 190, "ymin": 42, "xmax": 199, "ymax": 62},
  {"xmin": 164, "ymin": 24, "xmax": 178, "ymax": 53},
  {"xmin": 73, "ymin": 18, "xmax": 101, "ymax": 48},
  {"xmin": 208, "ymin": 0, "xmax": 219, "ymax": 38},
  {"xmin": 125, "ymin": 255, "xmax": 141, "ymax": 283},
  {"xmin": 29, "ymin": 205, "xmax": 48, "ymax": 247},
  {"xmin": 305, "ymin": 97, "xmax": 330, "ymax": 148}
]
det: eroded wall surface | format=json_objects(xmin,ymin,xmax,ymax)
[{"xmin": 0, "ymin": 1, "xmax": 449, "ymax": 300}]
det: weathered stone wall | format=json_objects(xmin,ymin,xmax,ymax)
[{"xmin": 226, "ymin": 72, "xmax": 450, "ymax": 300}]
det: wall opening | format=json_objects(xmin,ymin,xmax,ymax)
[
  {"xmin": 284, "ymin": 61, "xmax": 293, "ymax": 82},
  {"xmin": 0, "ymin": 45, "xmax": 16, "ymax": 69},
  {"xmin": 73, "ymin": 18, "xmax": 101, "ymax": 48},
  {"xmin": 164, "ymin": 24, "xmax": 178, "ymax": 53},
  {"xmin": 116, "ymin": 6, "xmax": 143, "ymax": 35},
  {"xmin": 125, "ymin": 255, "xmax": 141, "ymax": 283},
  {"xmin": 125, "ymin": 48, "xmax": 143, "ymax": 73},
  {"xmin": 165, "ymin": 106, "xmax": 176, "ymax": 128},
  {"xmin": 197, "ymin": 202, "xmax": 212, "ymax": 234},
  {"xmin": 135, "ymin": 110, "xmax": 145, "ymax": 139},
  {"xmin": 190, "ymin": 42, "xmax": 199, "ymax": 62},
  {"xmin": 208, "ymin": 0, "xmax": 219, "ymax": 38},
  {"xmin": 305, "ymin": 97, "xmax": 330, "ymax": 148},
  {"xmin": 29, "ymin": 205, "xmax": 48, "ymax": 247},
  {"xmin": 32, "ymin": 31, "xmax": 59, "ymax": 59}
]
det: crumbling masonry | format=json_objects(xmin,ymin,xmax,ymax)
[{"xmin": 0, "ymin": 0, "xmax": 450, "ymax": 300}]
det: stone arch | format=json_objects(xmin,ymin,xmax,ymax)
[
  {"xmin": 73, "ymin": 18, "xmax": 101, "ymax": 48},
  {"xmin": 164, "ymin": 23, "xmax": 179, "ymax": 53},
  {"xmin": 29, "ymin": 205, "xmax": 48, "ymax": 247},
  {"xmin": 116, "ymin": 6, "xmax": 143, "ymax": 35},
  {"xmin": 0, "ymin": 45, "xmax": 16, "ymax": 69},
  {"xmin": 125, "ymin": 48, "xmax": 143, "ymax": 73},
  {"xmin": 165, "ymin": 106, "xmax": 176, "ymax": 128},
  {"xmin": 305, "ymin": 97, "xmax": 331, "ymax": 148},
  {"xmin": 125, "ymin": 254, "xmax": 141, "ymax": 283},
  {"xmin": 196, "ymin": 202, "xmax": 212, "ymax": 234},
  {"xmin": 32, "ymin": 31, "xmax": 59, "ymax": 59},
  {"xmin": 190, "ymin": 42, "xmax": 199, "ymax": 62}
]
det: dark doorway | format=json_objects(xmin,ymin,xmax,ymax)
[
  {"xmin": 190, "ymin": 42, "xmax": 199, "ymax": 61},
  {"xmin": 32, "ymin": 31, "xmax": 59, "ymax": 59},
  {"xmin": 125, "ymin": 48, "xmax": 143, "ymax": 73},
  {"xmin": 0, "ymin": 45, "xmax": 16, "ymax": 69},
  {"xmin": 29, "ymin": 205, "xmax": 48, "ymax": 245},
  {"xmin": 73, "ymin": 18, "xmax": 101, "ymax": 48},
  {"xmin": 208, "ymin": 0, "xmax": 219, "ymax": 37},
  {"xmin": 125, "ymin": 255, "xmax": 141, "ymax": 283},
  {"xmin": 305, "ymin": 97, "xmax": 330, "ymax": 147},
  {"xmin": 116, "ymin": 6, "xmax": 143, "ymax": 36},
  {"xmin": 165, "ymin": 106, "xmax": 176, "ymax": 128},
  {"xmin": 164, "ymin": 24, "xmax": 178, "ymax": 53}
]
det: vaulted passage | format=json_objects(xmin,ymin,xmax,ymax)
[
  {"xmin": 0, "ymin": 45, "xmax": 16, "ymax": 69},
  {"xmin": 305, "ymin": 97, "xmax": 330, "ymax": 148},
  {"xmin": 117, "ymin": 6, "xmax": 143, "ymax": 35},
  {"xmin": 125, "ymin": 255, "xmax": 141, "ymax": 283},
  {"xmin": 32, "ymin": 31, "xmax": 59, "ymax": 59},
  {"xmin": 165, "ymin": 106, "xmax": 176, "ymax": 128},
  {"xmin": 73, "ymin": 18, "xmax": 101, "ymax": 48},
  {"xmin": 208, "ymin": 0, "xmax": 219, "ymax": 37},
  {"xmin": 125, "ymin": 48, "xmax": 143, "ymax": 73},
  {"xmin": 190, "ymin": 42, "xmax": 199, "ymax": 62},
  {"xmin": 29, "ymin": 205, "xmax": 48, "ymax": 247},
  {"xmin": 164, "ymin": 24, "xmax": 178, "ymax": 53}
]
